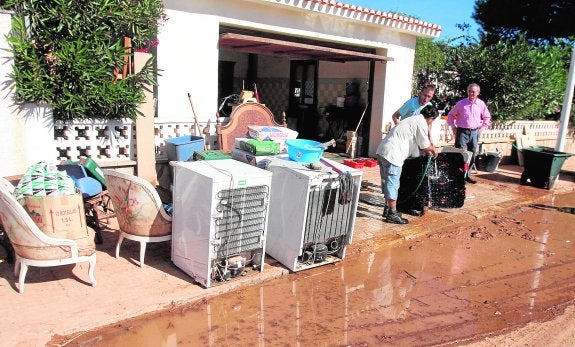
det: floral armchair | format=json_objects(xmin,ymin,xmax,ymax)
[
  {"xmin": 0, "ymin": 180, "xmax": 97, "ymax": 293},
  {"xmin": 103, "ymin": 170, "xmax": 172, "ymax": 267}
]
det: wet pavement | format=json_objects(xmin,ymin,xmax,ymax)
[
  {"xmin": 51, "ymin": 191, "xmax": 575, "ymax": 346},
  {"xmin": 1, "ymin": 157, "xmax": 575, "ymax": 346}
]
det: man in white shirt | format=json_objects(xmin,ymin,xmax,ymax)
[{"xmin": 376, "ymin": 104, "xmax": 439, "ymax": 224}]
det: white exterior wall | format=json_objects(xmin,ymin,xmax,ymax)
[
  {"xmin": 0, "ymin": 0, "xmax": 427, "ymax": 173},
  {"xmin": 0, "ymin": 11, "xmax": 56, "ymax": 177},
  {"xmin": 156, "ymin": 8, "xmax": 220, "ymax": 123},
  {"xmin": 373, "ymin": 44, "xmax": 417, "ymax": 152},
  {"xmin": 319, "ymin": 61, "xmax": 369, "ymax": 79},
  {"xmin": 160, "ymin": 0, "xmax": 421, "ymax": 156}
]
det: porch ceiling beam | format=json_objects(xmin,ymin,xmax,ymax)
[{"xmin": 219, "ymin": 33, "xmax": 392, "ymax": 62}]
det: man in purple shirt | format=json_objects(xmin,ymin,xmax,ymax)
[{"xmin": 447, "ymin": 83, "xmax": 491, "ymax": 184}]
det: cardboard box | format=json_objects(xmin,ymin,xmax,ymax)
[
  {"xmin": 247, "ymin": 125, "xmax": 298, "ymax": 141},
  {"xmin": 231, "ymin": 148, "xmax": 284, "ymax": 169},
  {"xmin": 24, "ymin": 193, "xmax": 88, "ymax": 239},
  {"xmin": 236, "ymin": 137, "xmax": 288, "ymax": 154},
  {"xmin": 234, "ymin": 137, "xmax": 252, "ymax": 152}
]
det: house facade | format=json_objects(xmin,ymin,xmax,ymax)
[
  {"xmin": 156, "ymin": 0, "xmax": 441, "ymax": 155},
  {"xmin": 1, "ymin": 1, "xmax": 444, "ymax": 177}
]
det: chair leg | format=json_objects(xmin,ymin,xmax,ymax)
[
  {"xmin": 14, "ymin": 255, "xmax": 21, "ymax": 277},
  {"xmin": 139, "ymin": 240, "xmax": 147, "ymax": 267},
  {"xmin": 18, "ymin": 262, "xmax": 28, "ymax": 294},
  {"xmin": 88, "ymin": 253, "xmax": 97, "ymax": 286},
  {"xmin": 115, "ymin": 233, "xmax": 125, "ymax": 258}
]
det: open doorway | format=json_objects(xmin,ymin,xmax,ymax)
[
  {"xmin": 218, "ymin": 28, "xmax": 388, "ymax": 155},
  {"xmin": 287, "ymin": 60, "xmax": 319, "ymax": 140},
  {"xmin": 218, "ymin": 60, "xmax": 236, "ymax": 117}
]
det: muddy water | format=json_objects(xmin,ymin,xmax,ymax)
[{"xmin": 56, "ymin": 193, "xmax": 575, "ymax": 346}]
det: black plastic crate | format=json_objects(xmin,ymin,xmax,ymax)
[
  {"xmin": 397, "ymin": 156, "xmax": 429, "ymax": 216},
  {"xmin": 428, "ymin": 153, "xmax": 466, "ymax": 208},
  {"xmin": 397, "ymin": 152, "xmax": 467, "ymax": 215}
]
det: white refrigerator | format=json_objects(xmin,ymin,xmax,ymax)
[
  {"xmin": 171, "ymin": 159, "xmax": 273, "ymax": 288},
  {"xmin": 265, "ymin": 157, "xmax": 363, "ymax": 272}
]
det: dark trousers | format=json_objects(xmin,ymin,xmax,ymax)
[{"xmin": 454, "ymin": 128, "xmax": 479, "ymax": 178}]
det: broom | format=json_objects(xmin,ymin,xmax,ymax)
[
  {"xmin": 345, "ymin": 102, "xmax": 369, "ymax": 157},
  {"xmin": 187, "ymin": 93, "xmax": 202, "ymax": 136}
]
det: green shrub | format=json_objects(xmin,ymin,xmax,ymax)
[
  {"xmin": 3, "ymin": 0, "xmax": 166, "ymax": 121},
  {"xmin": 415, "ymin": 36, "xmax": 571, "ymax": 123}
]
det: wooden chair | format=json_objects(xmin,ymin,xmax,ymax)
[
  {"xmin": 216, "ymin": 102, "xmax": 287, "ymax": 153},
  {"xmin": 103, "ymin": 169, "xmax": 172, "ymax": 267},
  {"xmin": 0, "ymin": 182, "xmax": 97, "ymax": 293},
  {"xmin": 84, "ymin": 190, "xmax": 115, "ymax": 243}
]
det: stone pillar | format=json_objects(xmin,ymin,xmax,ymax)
[{"xmin": 134, "ymin": 52, "xmax": 158, "ymax": 185}]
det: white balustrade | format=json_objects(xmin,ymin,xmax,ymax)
[{"xmin": 52, "ymin": 119, "xmax": 567, "ymax": 165}]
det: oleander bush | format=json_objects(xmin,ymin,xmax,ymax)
[{"xmin": 1, "ymin": 0, "xmax": 167, "ymax": 121}]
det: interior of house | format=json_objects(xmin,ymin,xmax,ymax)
[{"xmin": 217, "ymin": 27, "xmax": 379, "ymax": 157}]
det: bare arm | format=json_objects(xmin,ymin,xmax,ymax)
[{"xmin": 422, "ymin": 144, "xmax": 438, "ymax": 158}]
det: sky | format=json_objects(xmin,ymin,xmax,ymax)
[{"xmin": 347, "ymin": 0, "xmax": 481, "ymax": 41}]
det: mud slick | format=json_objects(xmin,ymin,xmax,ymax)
[{"xmin": 50, "ymin": 167, "xmax": 575, "ymax": 347}]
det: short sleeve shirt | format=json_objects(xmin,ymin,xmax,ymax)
[
  {"xmin": 376, "ymin": 115, "xmax": 431, "ymax": 166},
  {"xmin": 397, "ymin": 97, "xmax": 432, "ymax": 121}
]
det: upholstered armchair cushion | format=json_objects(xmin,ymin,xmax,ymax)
[
  {"xmin": 9, "ymin": 227, "xmax": 96, "ymax": 260},
  {"xmin": 105, "ymin": 172, "xmax": 172, "ymax": 237},
  {"xmin": 103, "ymin": 169, "xmax": 172, "ymax": 268}
]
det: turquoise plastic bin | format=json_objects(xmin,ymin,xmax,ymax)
[
  {"xmin": 285, "ymin": 139, "xmax": 326, "ymax": 163},
  {"xmin": 164, "ymin": 136, "xmax": 205, "ymax": 161}
]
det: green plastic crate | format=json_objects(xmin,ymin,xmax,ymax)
[
  {"xmin": 193, "ymin": 150, "xmax": 231, "ymax": 161},
  {"xmin": 80, "ymin": 157, "xmax": 106, "ymax": 187}
]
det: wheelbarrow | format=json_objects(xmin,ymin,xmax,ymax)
[{"xmin": 520, "ymin": 146, "xmax": 574, "ymax": 189}]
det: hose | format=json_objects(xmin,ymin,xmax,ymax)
[{"xmin": 397, "ymin": 155, "xmax": 433, "ymax": 203}]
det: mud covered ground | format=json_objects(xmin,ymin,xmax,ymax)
[{"xmin": 52, "ymin": 192, "xmax": 575, "ymax": 346}]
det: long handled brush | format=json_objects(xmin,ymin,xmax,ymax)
[
  {"xmin": 187, "ymin": 93, "xmax": 202, "ymax": 136},
  {"xmin": 345, "ymin": 102, "xmax": 369, "ymax": 156}
]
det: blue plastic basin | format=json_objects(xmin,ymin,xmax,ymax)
[{"xmin": 285, "ymin": 139, "xmax": 326, "ymax": 163}]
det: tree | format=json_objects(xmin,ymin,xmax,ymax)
[
  {"xmin": 473, "ymin": 0, "xmax": 575, "ymax": 45},
  {"xmin": 443, "ymin": 37, "xmax": 570, "ymax": 121},
  {"xmin": 412, "ymin": 38, "xmax": 447, "ymax": 94},
  {"xmin": 413, "ymin": 1, "xmax": 573, "ymax": 122},
  {"xmin": 414, "ymin": 36, "xmax": 570, "ymax": 122},
  {"xmin": 2, "ymin": 0, "xmax": 167, "ymax": 121}
]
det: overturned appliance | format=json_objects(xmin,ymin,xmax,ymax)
[
  {"xmin": 264, "ymin": 157, "xmax": 362, "ymax": 272},
  {"xmin": 171, "ymin": 159, "xmax": 273, "ymax": 288},
  {"xmin": 398, "ymin": 147, "xmax": 471, "ymax": 216}
]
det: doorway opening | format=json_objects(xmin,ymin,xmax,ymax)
[{"xmin": 288, "ymin": 60, "xmax": 319, "ymax": 140}]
